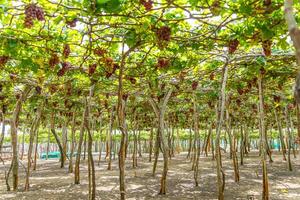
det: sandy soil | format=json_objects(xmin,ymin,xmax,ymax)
[{"xmin": 0, "ymin": 151, "xmax": 299, "ymax": 200}]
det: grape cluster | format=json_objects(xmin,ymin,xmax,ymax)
[
  {"xmin": 156, "ymin": 58, "xmax": 170, "ymax": 69},
  {"xmin": 0, "ymin": 56, "xmax": 9, "ymax": 67},
  {"xmin": 156, "ymin": 26, "xmax": 171, "ymax": 48},
  {"xmin": 260, "ymin": 67, "xmax": 266, "ymax": 75},
  {"xmin": 273, "ymin": 95, "xmax": 280, "ymax": 103},
  {"xmin": 88, "ymin": 64, "xmax": 97, "ymax": 76},
  {"xmin": 191, "ymin": 81, "xmax": 198, "ymax": 90},
  {"xmin": 66, "ymin": 18, "xmax": 77, "ymax": 27},
  {"xmin": 262, "ymin": 40, "xmax": 272, "ymax": 57},
  {"xmin": 228, "ymin": 39, "xmax": 239, "ymax": 54},
  {"xmin": 126, "ymin": 76, "xmax": 137, "ymax": 84},
  {"xmin": 35, "ymin": 86, "xmax": 42, "ymax": 94},
  {"xmin": 94, "ymin": 48, "xmax": 106, "ymax": 56},
  {"xmin": 104, "ymin": 57, "xmax": 114, "ymax": 68},
  {"xmin": 140, "ymin": 0, "xmax": 153, "ymax": 11},
  {"xmin": 49, "ymin": 84, "xmax": 58, "ymax": 94},
  {"xmin": 57, "ymin": 62, "xmax": 71, "ymax": 77},
  {"xmin": 237, "ymin": 88, "xmax": 243, "ymax": 95},
  {"xmin": 263, "ymin": 0, "xmax": 272, "ymax": 6},
  {"xmin": 156, "ymin": 26, "xmax": 171, "ymax": 41},
  {"xmin": 49, "ymin": 53, "xmax": 60, "ymax": 68},
  {"xmin": 24, "ymin": 4, "xmax": 45, "ymax": 28},
  {"xmin": 236, "ymin": 99, "xmax": 241, "ymax": 107},
  {"xmin": 209, "ymin": 72, "xmax": 215, "ymax": 80},
  {"xmin": 63, "ymin": 44, "xmax": 71, "ymax": 58},
  {"xmin": 122, "ymin": 93, "xmax": 129, "ymax": 101}
]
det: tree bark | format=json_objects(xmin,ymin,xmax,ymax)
[
  {"xmin": 68, "ymin": 112, "xmax": 76, "ymax": 173},
  {"xmin": 50, "ymin": 113, "xmax": 66, "ymax": 168},
  {"xmin": 10, "ymin": 85, "xmax": 31, "ymax": 191},
  {"xmin": 274, "ymin": 108, "xmax": 287, "ymax": 160},
  {"xmin": 258, "ymin": 73, "xmax": 269, "ymax": 200},
  {"xmin": 149, "ymin": 88, "xmax": 173, "ymax": 195},
  {"xmin": 284, "ymin": 106, "xmax": 293, "ymax": 171},
  {"xmin": 215, "ymin": 62, "xmax": 228, "ymax": 200},
  {"xmin": 25, "ymin": 105, "xmax": 42, "ymax": 190}
]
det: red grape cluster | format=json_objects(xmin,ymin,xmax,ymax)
[
  {"xmin": 88, "ymin": 64, "xmax": 97, "ymax": 76},
  {"xmin": 273, "ymin": 95, "xmax": 280, "ymax": 103},
  {"xmin": 263, "ymin": 0, "xmax": 272, "ymax": 6},
  {"xmin": 66, "ymin": 18, "xmax": 77, "ymax": 27},
  {"xmin": 156, "ymin": 26, "xmax": 171, "ymax": 41},
  {"xmin": 35, "ymin": 86, "xmax": 42, "ymax": 94},
  {"xmin": 0, "ymin": 56, "xmax": 9, "ymax": 67},
  {"xmin": 57, "ymin": 62, "xmax": 71, "ymax": 77},
  {"xmin": 260, "ymin": 67, "xmax": 266, "ymax": 75},
  {"xmin": 140, "ymin": 0, "xmax": 153, "ymax": 11},
  {"xmin": 63, "ymin": 44, "xmax": 71, "ymax": 58},
  {"xmin": 49, "ymin": 53, "xmax": 60, "ymax": 68},
  {"xmin": 126, "ymin": 76, "xmax": 137, "ymax": 84},
  {"xmin": 49, "ymin": 84, "xmax": 58, "ymax": 94},
  {"xmin": 262, "ymin": 40, "xmax": 272, "ymax": 57},
  {"xmin": 24, "ymin": 4, "xmax": 45, "ymax": 28},
  {"xmin": 122, "ymin": 93, "xmax": 129, "ymax": 101},
  {"xmin": 156, "ymin": 58, "xmax": 170, "ymax": 69},
  {"xmin": 228, "ymin": 39, "xmax": 239, "ymax": 54},
  {"xmin": 94, "ymin": 48, "xmax": 106, "ymax": 56},
  {"xmin": 209, "ymin": 72, "xmax": 215, "ymax": 80},
  {"xmin": 237, "ymin": 88, "xmax": 243, "ymax": 95},
  {"xmin": 156, "ymin": 26, "xmax": 171, "ymax": 48},
  {"xmin": 192, "ymin": 81, "xmax": 198, "ymax": 90}
]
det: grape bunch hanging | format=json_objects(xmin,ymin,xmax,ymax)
[
  {"xmin": 228, "ymin": 39, "xmax": 239, "ymax": 54},
  {"xmin": 88, "ymin": 64, "xmax": 97, "ymax": 76},
  {"xmin": 156, "ymin": 26, "xmax": 171, "ymax": 49},
  {"xmin": 94, "ymin": 48, "xmax": 106, "ymax": 56},
  {"xmin": 156, "ymin": 58, "xmax": 170, "ymax": 69},
  {"xmin": 63, "ymin": 44, "xmax": 71, "ymax": 58},
  {"xmin": 57, "ymin": 62, "xmax": 71, "ymax": 77},
  {"xmin": 192, "ymin": 81, "xmax": 198, "ymax": 90},
  {"xmin": 140, "ymin": 0, "xmax": 153, "ymax": 11},
  {"xmin": 66, "ymin": 18, "xmax": 78, "ymax": 27},
  {"xmin": 24, "ymin": 4, "xmax": 45, "ymax": 28},
  {"xmin": 49, "ymin": 54, "xmax": 60, "ymax": 68},
  {"xmin": 0, "ymin": 56, "xmax": 9, "ymax": 67}
]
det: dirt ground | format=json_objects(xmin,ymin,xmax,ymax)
[{"xmin": 0, "ymin": 151, "xmax": 300, "ymax": 200}]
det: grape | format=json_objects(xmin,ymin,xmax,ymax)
[
  {"xmin": 156, "ymin": 26, "xmax": 171, "ymax": 48},
  {"xmin": 63, "ymin": 44, "xmax": 71, "ymax": 58},
  {"xmin": 88, "ymin": 64, "xmax": 97, "ymax": 76},
  {"xmin": 0, "ymin": 56, "xmax": 9, "ymax": 66},
  {"xmin": 228, "ymin": 39, "xmax": 239, "ymax": 54},
  {"xmin": 273, "ymin": 95, "xmax": 280, "ymax": 103},
  {"xmin": 49, "ymin": 53, "xmax": 60, "ymax": 68},
  {"xmin": 156, "ymin": 26, "xmax": 171, "ymax": 41},
  {"xmin": 237, "ymin": 88, "xmax": 243, "ymax": 95},
  {"xmin": 24, "ymin": 4, "xmax": 45, "ymax": 28},
  {"xmin": 122, "ymin": 93, "xmax": 129, "ymax": 101},
  {"xmin": 192, "ymin": 81, "xmax": 198, "ymax": 90},
  {"xmin": 156, "ymin": 58, "xmax": 170, "ymax": 69},
  {"xmin": 57, "ymin": 62, "xmax": 71, "ymax": 77},
  {"xmin": 140, "ymin": 0, "xmax": 153, "ymax": 11},
  {"xmin": 94, "ymin": 48, "xmax": 106, "ymax": 56},
  {"xmin": 35, "ymin": 86, "xmax": 42, "ymax": 94},
  {"xmin": 66, "ymin": 18, "xmax": 77, "ymax": 27}
]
